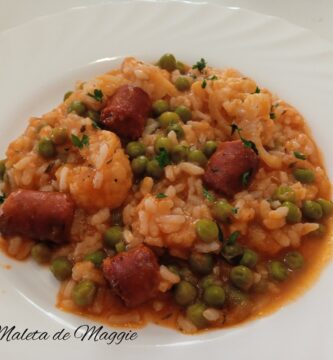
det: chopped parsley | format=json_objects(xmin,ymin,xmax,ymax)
[
  {"xmin": 92, "ymin": 121, "xmax": 101, "ymax": 130},
  {"xmin": 217, "ymin": 224, "xmax": 224, "ymax": 243},
  {"xmin": 201, "ymin": 79, "xmax": 207, "ymax": 89},
  {"xmin": 208, "ymin": 75, "xmax": 218, "ymax": 80},
  {"xmin": 192, "ymin": 58, "xmax": 207, "ymax": 72},
  {"xmin": 294, "ymin": 151, "xmax": 307, "ymax": 160},
  {"xmin": 156, "ymin": 193, "xmax": 167, "ymax": 199},
  {"xmin": 71, "ymin": 134, "xmax": 89, "ymax": 149},
  {"xmin": 87, "ymin": 89, "xmax": 103, "ymax": 102},
  {"xmin": 241, "ymin": 170, "xmax": 252, "ymax": 187},
  {"xmin": 203, "ymin": 187, "xmax": 215, "ymax": 202},
  {"xmin": 230, "ymin": 124, "xmax": 258, "ymax": 155},
  {"xmin": 254, "ymin": 86, "xmax": 260, "ymax": 94},
  {"xmin": 155, "ymin": 149, "xmax": 170, "ymax": 168},
  {"xmin": 231, "ymin": 207, "xmax": 239, "ymax": 214},
  {"xmin": 0, "ymin": 194, "xmax": 6, "ymax": 204},
  {"xmin": 227, "ymin": 231, "xmax": 240, "ymax": 245},
  {"xmin": 269, "ymin": 112, "xmax": 276, "ymax": 120}
]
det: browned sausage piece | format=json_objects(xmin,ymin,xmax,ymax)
[
  {"xmin": 100, "ymin": 85, "xmax": 151, "ymax": 140},
  {"xmin": 0, "ymin": 189, "xmax": 75, "ymax": 244},
  {"xmin": 102, "ymin": 244, "xmax": 160, "ymax": 307},
  {"xmin": 203, "ymin": 140, "xmax": 259, "ymax": 196}
]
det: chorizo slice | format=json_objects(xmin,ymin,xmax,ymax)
[
  {"xmin": 102, "ymin": 244, "xmax": 160, "ymax": 307},
  {"xmin": 0, "ymin": 189, "xmax": 75, "ymax": 244},
  {"xmin": 100, "ymin": 85, "xmax": 151, "ymax": 140},
  {"xmin": 203, "ymin": 140, "xmax": 259, "ymax": 196}
]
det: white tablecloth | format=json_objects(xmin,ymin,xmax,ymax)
[{"xmin": 0, "ymin": 0, "xmax": 333, "ymax": 42}]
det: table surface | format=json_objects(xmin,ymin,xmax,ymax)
[{"xmin": 0, "ymin": 0, "xmax": 333, "ymax": 42}]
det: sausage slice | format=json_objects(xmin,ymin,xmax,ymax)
[
  {"xmin": 0, "ymin": 189, "xmax": 75, "ymax": 243},
  {"xmin": 103, "ymin": 244, "xmax": 160, "ymax": 307},
  {"xmin": 100, "ymin": 85, "xmax": 151, "ymax": 140},
  {"xmin": 203, "ymin": 140, "xmax": 259, "ymax": 196}
]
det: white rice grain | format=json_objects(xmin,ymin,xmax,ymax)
[
  {"xmin": 179, "ymin": 162, "xmax": 204, "ymax": 176},
  {"xmin": 59, "ymin": 166, "xmax": 69, "ymax": 191},
  {"xmin": 95, "ymin": 143, "xmax": 109, "ymax": 169},
  {"xmin": 203, "ymin": 308, "xmax": 220, "ymax": 321},
  {"xmin": 160, "ymin": 265, "xmax": 181, "ymax": 284}
]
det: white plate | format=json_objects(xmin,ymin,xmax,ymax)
[{"xmin": 1, "ymin": 1, "xmax": 333, "ymax": 359}]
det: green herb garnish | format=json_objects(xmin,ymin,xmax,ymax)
[
  {"xmin": 88, "ymin": 89, "xmax": 103, "ymax": 102},
  {"xmin": 155, "ymin": 149, "xmax": 170, "ymax": 168},
  {"xmin": 254, "ymin": 86, "xmax": 260, "ymax": 94},
  {"xmin": 270, "ymin": 112, "xmax": 276, "ymax": 120},
  {"xmin": 241, "ymin": 170, "xmax": 252, "ymax": 187},
  {"xmin": 156, "ymin": 193, "xmax": 167, "ymax": 199},
  {"xmin": 92, "ymin": 121, "xmax": 101, "ymax": 130},
  {"xmin": 230, "ymin": 124, "xmax": 258, "ymax": 155},
  {"xmin": 71, "ymin": 134, "xmax": 89, "ymax": 149},
  {"xmin": 294, "ymin": 151, "xmax": 307, "ymax": 160},
  {"xmin": 201, "ymin": 79, "xmax": 207, "ymax": 89},
  {"xmin": 192, "ymin": 58, "xmax": 207, "ymax": 72},
  {"xmin": 227, "ymin": 231, "xmax": 240, "ymax": 245},
  {"xmin": 203, "ymin": 187, "xmax": 215, "ymax": 202}
]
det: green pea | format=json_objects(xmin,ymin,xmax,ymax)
[
  {"xmin": 310, "ymin": 223, "xmax": 326, "ymax": 237},
  {"xmin": 158, "ymin": 112, "xmax": 180, "ymax": 128},
  {"xmin": 225, "ymin": 285, "xmax": 248, "ymax": 306},
  {"xmin": 316, "ymin": 199, "xmax": 333, "ymax": 217},
  {"xmin": 31, "ymin": 243, "xmax": 52, "ymax": 264},
  {"xmin": 71, "ymin": 279, "xmax": 97, "ymax": 307},
  {"xmin": 221, "ymin": 244, "xmax": 244, "ymax": 264},
  {"xmin": 158, "ymin": 53, "xmax": 177, "ymax": 72},
  {"xmin": 146, "ymin": 159, "xmax": 164, "ymax": 179},
  {"xmin": 240, "ymin": 249, "xmax": 258, "ymax": 269},
  {"xmin": 174, "ymin": 280, "xmax": 197, "ymax": 306},
  {"xmin": 268, "ymin": 260, "xmax": 288, "ymax": 281},
  {"xmin": 38, "ymin": 138, "xmax": 56, "ymax": 158},
  {"xmin": 154, "ymin": 136, "xmax": 173, "ymax": 154},
  {"xmin": 293, "ymin": 168, "xmax": 315, "ymax": 184},
  {"xmin": 50, "ymin": 257, "xmax": 72, "ymax": 281},
  {"xmin": 171, "ymin": 145, "xmax": 188, "ymax": 164},
  {"xmin": 230, "ymin": 265, "xmax": 254, "ymax": 291},
  {"xmin": 167, "ymin": 123, "xmax": 184, "ymax": 140},
  {"xmin": 179, "ymin": 267, "xmax": 197, "ymax": 285},
  {"xmin": 273, "ymin": 185, "xmax": 296, "ymax": 203},
  {"xmin": 51, "ymin": 127, "xmax": 67, "ymax": 145},
  {"xmin": 195, "ymin": 219, "xmax": 219, "ymax": 243},
  {"xmin": 0, "ymin": 160, "xmax": 6, "ymax": 180},
  {"xmin": 175, "ymin": 105, "xmax": 192, "ymax": 123},
  {"xmin": 111, "ymin": 208, "xmax": 123, "ymax": 226},
  {"xmin": 63, "ymin": 91, "xmax": 73, "ymax": 101},
  {"xmin": 212, "ymin": 200, "xmax": 233, "ymax": 223},
  {"xmin": 186, "ymin": 303, "xmax": 208, "ymax": 329},
  {"xmin": 284, "ymin": 251, "xmax": 304, "ymax": 270},
  {"xmin": 131, "ymin": 156, "xmax": 148, "ymax": 176},
  {"xmin": 187, "ymin": 149, "xmax": 207, "ymax": 167},
  {"xmin": 199, "ymin": 275, "xmax": 217, "ymax": 289},
  {"xmin": 84, "ymin": 250, "xmax": 106, "ymax": 267},
  {"xmin": 189, "ymin": 253, "xmax": 214, "ymax": 275},
  {"xmin": 302, "ymin": 200, "xmax": 323, "ymax": 221},
  {"xmin": 175, "ymin": 77, "xmax": 190, "ymax": 91},
  {"xmin": 152, "ymin": 99, "xmax": 169, "ymax": 116},
  {"xmin": 104, "ymin": 226, "xmax": 123, "ymax": 248},
  {"xmin": 203, "ymin": 285, "xmax": 225, "ymax": 308},
  {"xmin": 87, "ymin": 110, "xmax": 100, "ymax": 122},
  {"xmin": 202, "ymin": 141, "xmax": 217, "ymax": 158},
  {"xmin": 115, "ymin": 241, "xmax": 126, "ymax": 253},
  {"xmin": 282, "ymin": 201, "xmax": 302, "ymax": 223},
  {"xmin": 126, "ymin": 141, "xmax": 146, "ymax": 158},
  {"xmin": 176, "ymin": 61, "xmax": 187, "ymax": 74},
  {"xmin": 68, "ymin": 100, "xmax": 87, "ymax": 116}
]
